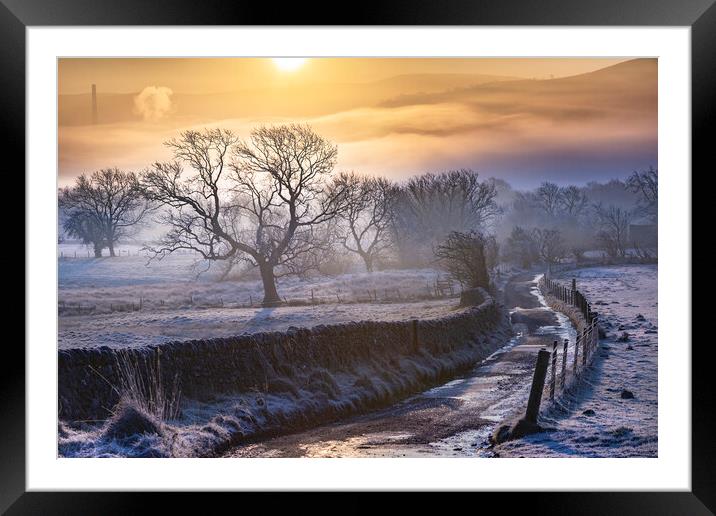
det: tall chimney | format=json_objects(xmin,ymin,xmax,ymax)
[{"xmin": 91, "ymin": 84, "xmax": 98, "ymax": 124}]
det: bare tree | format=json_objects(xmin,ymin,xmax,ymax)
[
  {"xmin": 434, "ymin": 231, "xmax": 491, "ymax": 289},
  {"xmin": 141, "ymin": 125, "xmax": 345, "ymax": 306},
  {"xmin": 61, "ymin": 209, "xmax": 106, "ymax": 257},
  {"xmin": 533, "ymin": 228, "xmax": 565, "ymax": 267},
  {"xmin": 59, "ymin": 168, "xmax": 150, "ymax": 257},
  {"xmin": 535, "ymin": 181, "xmax": 562, "ymax": 216},
  {"xmin": 335, "ymin": 172, "xmax": 396, "ymax": 272},
  {"xmin": 593, "ymin": 203, "xmax": 632, "ymax": 258},
  {"xmin": 559, "ymin": 185, "xmax": 588, "ymax": 218},
  {"xmin": 391, "ymin": 169, "xmax": 499, "ymax": 266},
  {"xmin": 503, "ymin": 226, "xmax": 539, "ymax": 268},
  {"xmin": 626, "ymin": 166, "xmax": 657, "ymax": 222},
  {"xmin": 484, "ymin": 235, "xmax": 500, "ymax": 272}
]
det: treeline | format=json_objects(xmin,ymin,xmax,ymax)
[
  {"xmin": 498, "ymin": 169, "xmax": 657, "ymax": 267},
  {"xmin": 58, "ymin": 124, "xmax": 657, "ymax": 305}
]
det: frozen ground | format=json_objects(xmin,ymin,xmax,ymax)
[
  {"xmin": 58, "ymin": 298, "xmax": 460, "ymax": 349},
  {"xmin": 496, "ymin": 264, "xmax": 658, "ymax": 457},
  {"xmin": 58, "ymin": 247, "xmax": 460, "ymax": 348},
  {"xmin": 223, "ymin": 273, "xmax": 569, "ymax": 458},
  {"xmin": 59, "ymin": 246, "xmax": 214, "ymax": 288},
  {"xmin": 59, "ymin": 281, "xmax": 515, "ymax": 458},
  {"xmin": 59, "ymin": 247, "xmax": 451, "ymax": 311}
]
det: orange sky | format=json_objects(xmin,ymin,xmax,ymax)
[{"xmin": 58, "ymin": 57, "xmax": 656, "ymax": 189}]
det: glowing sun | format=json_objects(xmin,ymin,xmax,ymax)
[{"xmin": 272, "ymin": 58, "xmax": 307, "ymax": 72}]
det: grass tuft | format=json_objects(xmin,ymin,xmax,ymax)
[{"xmin": 113, "ymin": 350, "xmax": 183, "ymax": 421}]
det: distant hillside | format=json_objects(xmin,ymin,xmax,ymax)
[
  {"xmin": 58, "ymin": 60, "xmax": 655, "ymax": 127},
  {"xmin": 378, "ymin": 58, "xmax": 656, "ymax": 123},
  {"xmin": 58, "ymin": 73, "xmax": 519, "ymax": 126}
]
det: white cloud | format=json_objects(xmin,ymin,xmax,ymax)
[{"xmin": 133, "ymin": 86, "xmax": 175, "ymax": 121}]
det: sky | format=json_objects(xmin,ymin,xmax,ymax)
[{"xmin": 57, "ymin": 57, "xmax": 657, "ymax": 189}]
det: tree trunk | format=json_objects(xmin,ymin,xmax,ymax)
[
  {"xmin": 93, "ymin": 242, "xmax": 103, "ymax": 258},
  {"xmin": 362, "ymin": 253, "xmax": 374, "ymax": 273},
  {"xmin": 259, "ymin": 262, "xmax": 281, "ymax": 306},
  {"xmin": 108, "ymin": 241, "xmax": 116, "ymax": 257}
]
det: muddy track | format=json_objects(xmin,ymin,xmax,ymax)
[{"xmin": 224, "ymin": 272, "xmax": 574, "ymax": 458}]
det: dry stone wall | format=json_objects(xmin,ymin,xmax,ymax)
[{"xmin": 59, "ymin": 288, "xmax": 510, "ymax": 423}]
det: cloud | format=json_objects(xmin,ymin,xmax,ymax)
[
  {"xmin": 133, "ymin": 86, "xmax": 175, "ymax": 121},
  {"xmin": 59, "ymin": 60, "xmax": 657, "ymax": 189}
]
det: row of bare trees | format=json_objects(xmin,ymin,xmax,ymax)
[
  {"xmin": 59, "ymin": 123, "xmax": 656, "ymax": 304},
  {"xmin": 500, "ymin": 169, "xmax": 657, "ymax": 267},
  {"xmin": 59, "ymin": 125, "xmax": 500, "ymax": 305}
]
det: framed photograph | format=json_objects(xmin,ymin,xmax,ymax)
[{"xmin": 7, "ymin": 0, "xmax": 711, "ymax": 512}]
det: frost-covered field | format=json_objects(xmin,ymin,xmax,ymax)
[
  {"xmin": 497, "ymin": 264, "xmax": 658, "ymax": 457},
  {"xmin": 59, "ymin": 247, "xmax": 450, "ymax": 310},
  {"xmin": 59, "ymin": 247, "xmax": 211, "ymax": 288},
  {"xmin": 59, "ymin": 298, "xmax": 460, "ymax": 349},
  {"xmin": 58, "ymin": 246, "xmax": 460, "ymax": 348}
]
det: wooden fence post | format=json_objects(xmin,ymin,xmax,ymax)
[
  {"xmin": 593, "ymin": 317, "xmax": 599, "ymax": 351},
  {"xmin": 560, "ymin": 339, "xmax": 568, "ymax": 390},
  {"xmin": 525, "ymin": 348, "xmax": 551, "ymax": 424},
  {"xmin": 573, "ymin": 334, "xmax": 580, "ymax": 375},
  {"xmin": 582, "ymin": 327, "xmax": 588, "ymax": 366},
  {"xmin": 549, "ymin": 341, "xmax": 558, "ymax": 400}
]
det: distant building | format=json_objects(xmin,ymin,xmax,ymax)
[
  {"xmin": 91, "ymin": 84, "xmax": 98, "ymax": 125},
  {"xmin": 628, "ymin": 224, "xmax": 657, "ymax": 247}
]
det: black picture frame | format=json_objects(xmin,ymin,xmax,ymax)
[{"xmin": 4, "ymin": 0, "xmax": 710, "ymax": 512}]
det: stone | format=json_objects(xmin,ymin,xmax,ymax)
[
  {"xmin": 102, "ymin": 402, "xmax": 162, "ymax": 439},
  {"xmin": 490, "ymin": 417, "xmax": 544, "ymax": 444}
]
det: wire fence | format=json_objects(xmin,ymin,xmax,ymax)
[
  {"xmin": 540, "ymin": 275, "xmax": 596, "ymax": 324},
  {"xmin": 58, "ymin": 248, "xmax": 200, "ymax": 259},
  {"xmin": 520, "ymin": 274, "xmax": 601, "ymax": 422},
  {"xmin": 57, "ymin": 278, "xmax": 463, "ymax": 316}
]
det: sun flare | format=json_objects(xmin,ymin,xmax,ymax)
[{"xmin": 272, "ymin": 57, "xmax": 307, "ymax": 72}]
